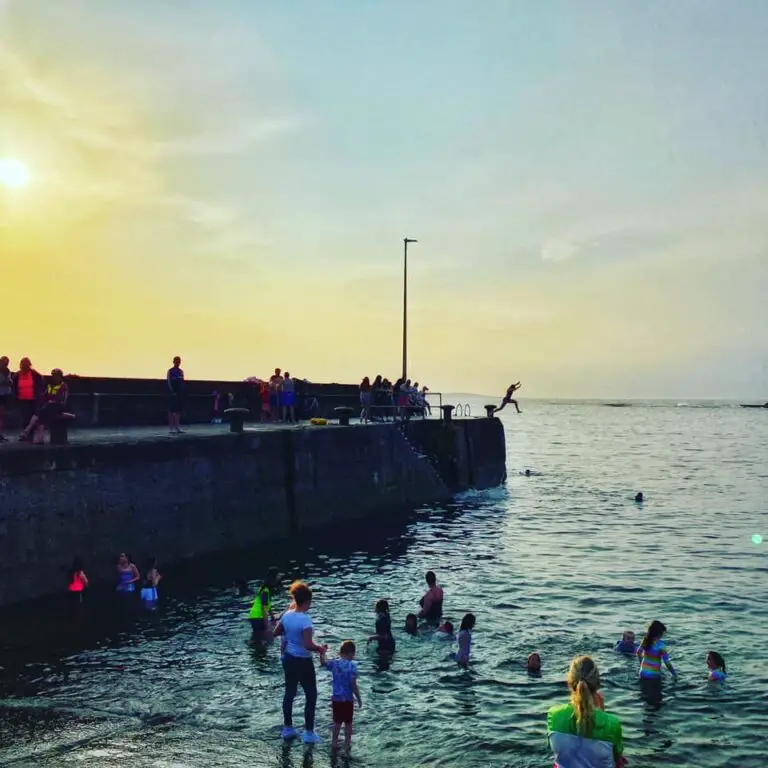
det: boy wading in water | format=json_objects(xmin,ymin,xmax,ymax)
[{"xmin": 321, "ymin": 641, "xmax": 362, "ymax": 752}]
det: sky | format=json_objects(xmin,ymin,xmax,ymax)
[{"xmin": 1, "ymin": 0, "xmax": 767, "ymax": 399}]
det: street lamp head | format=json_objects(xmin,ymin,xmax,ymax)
[{"xmin": 404, "ymin": 237, "xmax": 418, "ymax": 243}]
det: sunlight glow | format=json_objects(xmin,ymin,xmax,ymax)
[{"xmin": 0, "ymin": 158, "xmax": 30, "ymax": 189}]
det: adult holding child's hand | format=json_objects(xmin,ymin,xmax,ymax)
[{"xmin": 273, "ymin": 581, "xmax": 326, "ymax": 744}]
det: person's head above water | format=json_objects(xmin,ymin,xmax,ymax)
[
  {"xmin": 622, "ymin": 630, "xmax": 636, "ymax": 645},
  {"xmin": 525, "ymin": 469, "xmax": 531, "ymax": 477},
  {"xmin": 425, "ymin": 570, "xmax": 437, "ymax": 587},
  {"xmin": 527, "ymin": 652, "xmax": 542, "ymax": 671},
  {"xmin": 438, "ymin": 621, "xmax": 454, "ymax": 634},
  {"xmin": 375, "ymin": 599, "xmax": 390, "ymax": 615},
  {"xmin": 117, "ymin": 552, "xmax": 129, "ymax": 567},
  {"xmin": 567, "ymin": 655, "xmax": 601, "ymax": 737},
  {"xmin": 635, "ymin": 492, "xmax": 644, "ymax": 503},
  {"xmin": 707, "ymin": 651, "xmax": 726, "ymax": 673},
  {"xmin": 262, "ymin": 566, "xmax": 280, "ymax": 590},
  {"xmin": 404, "ymin": 614, "xmax": 418, "ymax": 634},
  {"xmin": 641, "ymin": 620, "xmax": 666, "ymax": 649}
]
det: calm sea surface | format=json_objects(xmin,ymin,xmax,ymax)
[{"xmin": 1, "ymin": 400, "xmax": 767, "ymax": 767}]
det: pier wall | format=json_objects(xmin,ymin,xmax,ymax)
[{"xmin": 0, "ymin": 419, "xmax": 505, "ymax": 606}]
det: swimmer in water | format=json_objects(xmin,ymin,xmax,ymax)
[
  {"xmin": 494, "ymin": 382, "xmax": 522, "ymax": 414},
  {"xmin": 404, "ymin": 613, "xmax": 418, "ymax": 636},
  {"xmin": 455, "ymin": 614, "xmax": 475, "ymax": 667},
  {"xmin": 248, "ymin": 567, "xmax": 281, "ymax": 641},
  {"xmin": 707, "ymin": 651, "xmax": 727, "ymax": 681},
  {"xmin": 638, "ymin": 620, "xmax": 676, "ymax": 680},
  {"xmin": 526, "ymin": 652, "xmax": 542, "ymax": 673},
  {"xmin": 436, "ymin": 620, "xmax": 454, "ymax": 638},
  {"xmin": 418, "ymin": 570, "xmax": 444, "ymax": 621},
  {"xmin": 615, "ymin": 630, "xmax": 638, "ymax": 654},
  {"xmin": 367, "ymin": 599, "xmax": 396, "ymax": 655},
  {"xmin": 140, "ymin": 557, "xmax": 162, "ymax": 608},
  {"xmin": 635, "ymin": 492, "xmax": 644, "ymax": 503}
]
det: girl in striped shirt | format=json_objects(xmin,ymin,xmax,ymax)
[{"xmin": 638, "ymin": 620, "xmax": 677, "ymax": 679}]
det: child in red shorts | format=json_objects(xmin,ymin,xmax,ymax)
[{"xmin": 320, "ymin": 640, "xmax": 362, "ymax": 752}]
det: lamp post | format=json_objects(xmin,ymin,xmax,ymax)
[{"xmin": 402, "ymin": 237, "xmax": 417, "ymax": 380}]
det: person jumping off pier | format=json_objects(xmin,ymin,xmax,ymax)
[{"xmin": 494, "ymin": 382, "xmax": 522, "ymax": 414}]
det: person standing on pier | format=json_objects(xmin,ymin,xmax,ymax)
[
  {"xmin": 281, "ymin": 372, "xmax": 297, "ymax": 424},
  {"xmin": 167, "ymin": 357, "xmax": 185, "ymax": 434},
  {"xmin": 269, "ymin": 368, "xmax": 284, "ymax": 421},
  {"xmin": 0, "ymin": 356, "xmax": 13, "ymax": 442},
  {"xmin": 14, "ymin": 357, "xmax": 44, "ymax": 438}
]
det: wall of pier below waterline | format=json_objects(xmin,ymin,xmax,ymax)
[{"xmin": 0, "ymin": 418, "xmax": 506, "ymax": 606}]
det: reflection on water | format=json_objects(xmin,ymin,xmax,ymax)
[{"xmin": 1, "ymin": 401, "xmax": 767, "ymax": 767}]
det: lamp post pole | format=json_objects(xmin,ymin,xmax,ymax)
[{"xmin": 402, "ymin": 237, "xmax": 417, "ymax": 380}]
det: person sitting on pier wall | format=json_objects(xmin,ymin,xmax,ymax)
[
  {"xmin": 18, "ymin": 368, "xmax": 68, "ymax": 444},
  {"xmin": 494, "ymin": 381, "xmax": 522, "ymax": 414},
  {"xmin": 167, "ymin": 356, "xmax": 185, "ymax": 434},
  {"xmin": 0, "ymin": 356, "xmax": 13, "ymax": 442},
  {"xmin": 14, "ymin": 357, "xmax": 44, "ymax": 437}
]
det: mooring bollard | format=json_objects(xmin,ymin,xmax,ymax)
[
  {"xmin": 484, "ymin": 404, "xmax": 496, "ymax": 418},
  {"xmin": 441, "ymin": 404, "xmax": 455, "ymax": 422},
  {"xmin": 224, "ymin": 407, "xmax": 250, "ymax": 433},
  {"xmin": 335, "ymin": 406, "xmax": 353, "ymax": 426}
]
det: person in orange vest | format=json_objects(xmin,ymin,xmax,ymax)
[{"xmin": 14, "ymin": 358, "xmax": 44, "ymax": 439}]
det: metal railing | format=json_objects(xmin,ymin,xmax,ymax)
[{"xmin": 66, "ymin": 390, "xmax": 455, "ymax": 427}]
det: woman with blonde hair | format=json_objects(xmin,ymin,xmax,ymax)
[{"xmin": 547, "ymin": 655, "xmax": 626, "ymax": 767}]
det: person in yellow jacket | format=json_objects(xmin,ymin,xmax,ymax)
[{"xmin": 249, "ymin": 567, "xmax": 281, "ymax": 640}]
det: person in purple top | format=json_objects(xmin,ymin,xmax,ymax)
[{"xmin": 167, "ymin": 356, "xmax": 185, "ymax": 434}]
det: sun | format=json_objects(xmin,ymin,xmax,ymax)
[{"xmin": 0, "ymin": 158, "xmax": 30, "ymax": 189}]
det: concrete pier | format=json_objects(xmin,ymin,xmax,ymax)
[{"xmin": 0, "ymin": 419, "xmax": 505, "ymax": 606}]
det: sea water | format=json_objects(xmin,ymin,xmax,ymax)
[{"xmin": 1, "ymin": 400, "xmax": 766, "ymax": 767}]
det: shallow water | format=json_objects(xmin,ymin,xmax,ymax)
[{"xmin": 1, "ymin": 401, "xmax": 767, "ymax": 767}]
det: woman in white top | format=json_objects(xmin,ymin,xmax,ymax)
[{"xmin": 273, "ymin": 581, "xmax": 327, "ymax": 744}]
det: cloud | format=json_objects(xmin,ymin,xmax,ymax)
[{"xmin": 541, "ymin": 240, "xmax": 577, "ymax": 262}]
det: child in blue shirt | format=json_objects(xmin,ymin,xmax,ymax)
[
  {"xmin": 320, "ymin": 641, "xmax": 363, "ymax": 752},
  {"xmin": 615, "ymin": 630, "xmax": 638, "ymax": 655}
]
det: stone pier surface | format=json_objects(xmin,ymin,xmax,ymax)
[{"xmin": 0, "ymin": 419, "xmax": 506, "ymax": 607}]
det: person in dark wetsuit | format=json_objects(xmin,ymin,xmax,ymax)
[
  {"xmin": 494, "ymin": 381, "xmax": 522, "ymax": 414},
  {"xmin": 368, "ymin": 599, "xmax": 396, "ymax": 654},
  {"xmin": 418, "ymin": 570, "xmax": 444, "ymax": 621}
]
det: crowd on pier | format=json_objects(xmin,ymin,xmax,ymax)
[{"xmin": 359, "ymin": 375, "xmax": 431, "ymax": 422}]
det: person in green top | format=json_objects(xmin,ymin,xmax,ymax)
[
  {"xmin": 248, "ymin": 567, "xmax": 280, "ymax": 640},
  {"xmin": 547, "ymin": 655, "xmax": 626, "ymax": 768}
]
